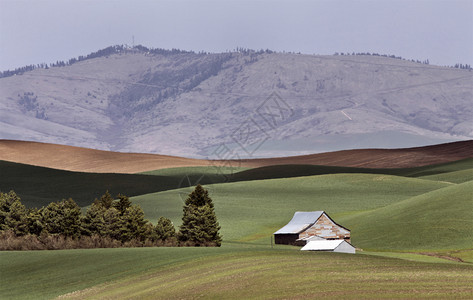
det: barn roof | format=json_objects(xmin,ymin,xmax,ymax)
[
  {"xmin": 274, "ymin": 211, "xmax": 324, "ymax": 234},
  {"xmin": 300, "ymin": 239, "xmax": 345, "ymax": 251}
]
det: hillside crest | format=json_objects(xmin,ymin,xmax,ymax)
[{"xmin": 1, "ymin": 46, "xmax": 471, "ymax": 157}]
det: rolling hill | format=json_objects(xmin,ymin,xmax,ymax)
[
  {"xmin": 340, "ymin": 181, "xmax": 473, "ymax": 251},
  {"xmin": 1, "ymin": 140, "xmax": 472, "ymax": 299},
  {"xmin": 1, "ymin": 140, "xmax": 472, "ymax": 207},
  {"xmin": 2, "ymin": 247, "xmax": 472, "ymax": 300},
  {"xmin": 1, "ymin": 46, "xmax": 472, "ymax": 158},
  {"xmin": 131, "ymin": 173, "xmax": 454, "ymax": 242},
  {"xmin": 0, "ymin": 139, "xmax": 472, "ymax": 173},
  {"xmin": 0, "ymin": 139, "xmax": 208, "ymax": 174}
]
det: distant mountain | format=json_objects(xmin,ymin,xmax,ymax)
[{"xmin": 0, "ymin": 46, "xmax": 471, "ymax": 158}]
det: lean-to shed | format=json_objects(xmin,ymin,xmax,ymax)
[
  {"xmin": 274, "ymin": 211, "xmax": 350, "ymax": 245},
  {"xmin": 301, "ymin": 239, "xmax": 355, "ymax": 254}
]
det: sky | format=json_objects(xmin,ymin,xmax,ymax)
[{"xmin": 0, "ymin": 0, "xmax": 472, "ymax": 71}]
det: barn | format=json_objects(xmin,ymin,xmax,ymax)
[
  {"xmin": 273, "ymin": 211, "xmax": 351, "ymax": 245},
  {"xmin": 301, "ymin": 239, "xmax": 355, "ymax": 254}
]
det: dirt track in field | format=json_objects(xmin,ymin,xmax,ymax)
[{"xmin": 0, "ymin": 139, "xmax": 472, "ymax": 173}]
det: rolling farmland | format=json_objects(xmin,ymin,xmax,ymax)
[{"xmin": 0, "ymin": 141, "xmax": 472, "ymax": 299}]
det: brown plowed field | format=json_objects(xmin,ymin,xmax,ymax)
[
  {"xmin": 240, "ymin": 140, "xmax": 473, "ymax": 169},
  {"xmin": 0, "ymin": 140, "xmax": 208, "ymax": 173},
  {"xmin": 0, "ymin": 139, "xmax": 472, "ymax": 173}
]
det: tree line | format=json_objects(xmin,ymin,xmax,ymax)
[
  {"xmin": 334, "ymin": 52, "xmax": 472, "ymax": 70},
  {"xmin": 2, "ymin": 45, "xmax": 471, "ymax": 79},
  {"xmin": 0, "ymin": 185, "xmax": 221, "ymax": 250},
  {"xmin": 0, "ymin": 45, "xmax": 196, "ymax": 79}
]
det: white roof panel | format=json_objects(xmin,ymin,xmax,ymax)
[
  {"xmin": 274, "ymin": 211, "xmax": 324, "ymax": 234},
  {"xmin": 300, "ymin": 239, "xmax": 344, "ymax": 251}
]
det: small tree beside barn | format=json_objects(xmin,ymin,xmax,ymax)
[{"xmin": 178, "ymin": 185, "xmax": 222, "ymax": 246}]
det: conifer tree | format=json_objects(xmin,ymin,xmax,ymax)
[
  {"xmin": 154, "ymin": 216, "xmax": 176, "ymax": 241},
  {"xmin": 113, "ymin": 194, "xmax": 131, "ymax": 215},
  {"xmin": 41, "ymin": 198, "xmax": 82, "ymax": 238},
  {"xmin": 25, "ymin": 207, "xmax": 43, "ymax": 236},
  {"xmin": 82, "ymin": 199, "xmax": 106, "ymax": 236},
  {"xmin": 0, "ymin": 191, "xmax": 28, "ymax": 235},
  {"xmin": 178, "ymin": 185, "xmax": 222, "ymax": 246},
  {"xmin": 119, "ymin": 205, "xmax": 149, "ymax": 242},
  {"xmin": 95, "ymin": 190, "xmax": 114, "ymax": 209}
]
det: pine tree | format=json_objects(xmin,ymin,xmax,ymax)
[
  {"xmin": 0, "ymin": 191, "xmax": 28, "ymax": 235},
  {"xmin": 154, "ymin": 216, "xmax": 176, "ymax": 241},
  {"xmin": 41, "ymin": 198, "xmax": 82, "ymax": 238},
  {"xmin": 178, "ymin": 185, "xmax": 222, "ymax": 246},
  {"xmin": 119, "ymin": 205, "xmax": 149, "ymax": 242},
  {"xmin": 25, "ymin": 207, "xmax": 43, "ymax": 236},
  {"xmin": 113, "ymin": 194, "xmax": 131, "ymax": 215},
  {"xmin": 82, "ymin": 201, "xmax": 106, "ymax": 236},
  {"xmin": 95, "ymin": 190, "xmax": 114, "ymax": 209}
]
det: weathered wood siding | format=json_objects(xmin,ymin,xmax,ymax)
[{"xmin": 299, "ymin": 214, "xmax": 350, "ymax": 242}]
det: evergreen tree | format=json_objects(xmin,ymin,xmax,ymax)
[
  {"xmin": 25, "ymin": 207, "xmax": 43, "ymax": 236},
  {"xmin": 82, "ymin": 201, "xmax": 106, "ymax": 236},
  {"xmin": 82, "ymin": 192, "xmax": 150, "ymax": 242},
  {"xmin": 95, "ymin": 190, "xmax": 114, "ymax": 209},
  {"xmin": 0, "ymin": 191, "xmax": 28, "ymax": 235},
  {"xmin": 113, "ymin": 194, "xmax": 131, "ymax": 215},
  {"xmin": 82, "ymin": 191, "xmax": 116, "ymax": 236},
  {"xmin": 41, "ymin": 198, "xmax": 82, "ymax": 238},
  {"xmin": 178, "ymin": 185, "xmax": 222, "ymax": 246},
  {"xmin": 154, "ymin": 216, "xmax": 176, "ymax": 241},
  {"xmin": 120, "ymin": 205, "xmax": 149, "ymax": 242},
  {"xmin": 102, "ymin": 207, "xmax": 122, "ymax": 240}
]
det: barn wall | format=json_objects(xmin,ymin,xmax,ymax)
[
  {"xmin": 299, "ymin": 214, "xmax": 350, "ymax": 241},
  {"xmin": 274, "ymin": 234, "xmax": 299, "ymax": 245}
]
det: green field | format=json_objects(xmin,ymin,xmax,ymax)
[
  {"xmin": 0, "ymin": 157, "xmax": 472, "ymax": 299},
  {"xmin": 132, "ymin": 173, "xmax": 453, "ymax": 242},
  {"xmin": 0, "ymin": 162, "xmax": 242, "ymax": 207},
  {"xmin": 1, "ymin": 246, "xmax": 472, "ymax": 300},
  {"xmin": 340, "ymin": 181, "xmax": 473, "ymax": 251},
  {"xmin": 1, "ymin": 157, "xmax": 471, "ymax": 207}
]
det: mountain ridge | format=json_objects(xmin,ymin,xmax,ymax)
[{"xmin": 0, "ymin": 47, "xmax": 471, "ymax": 157}]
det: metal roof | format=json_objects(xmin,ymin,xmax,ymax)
[
  {"xmin": 300, "ymin": 239, "xmax": 344, "ymax": 251},
  {"xmin": 274, "ymin": 211, "xmax": 324, "ymax": 234}
]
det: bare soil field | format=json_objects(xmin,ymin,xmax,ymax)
[
  {"xmin": 0, "ymin": 140, "xmax": 208, "ymax": 173},
  {"xmin": 0, "ymin": 139, "xmax": 472, "ymax": 173},
  {"xmin": 242, "ymin": 140, "xmax": 473, "ymax": 169}
]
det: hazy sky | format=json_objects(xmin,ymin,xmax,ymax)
[{"xmin": 1, "ymin": 0, "xmax": 472, "ymax": 70}]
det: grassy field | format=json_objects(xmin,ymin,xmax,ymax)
[
  {"xmin": 133, "ymin": 173, "xmax": 452, "ymax": 242},
  {"xmin": 1, "ymin": 157, "xmax": 471, "ymax": 207},
  {"xmin": 420, "ymin": 168, "xmax": 473, "ymax": 184},
  {"xmin": 60, "ymin": 250, "xmax": 473, "ymax": 300},
  {"xmin": 1, "ymin": 246, "xmax": 472, "ymax": 300},
  {"xmin": 341, "ymin": 181, "xmax": 473, "ymax": 251},
  {"xmin": 1, "ymin": 157, "xmax": 472, "ymax": 299},
  {"xmin": 0, "ymin": 162, "xmax": 242, "ymax": 207},
  {"xmin": 227, "ymin": 158, "xmax": 473, "ymax": 182}
]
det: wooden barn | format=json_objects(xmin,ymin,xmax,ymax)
[{"xmin": 274, "ymin": 211, "xmax": 351, "ymax": 245}]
